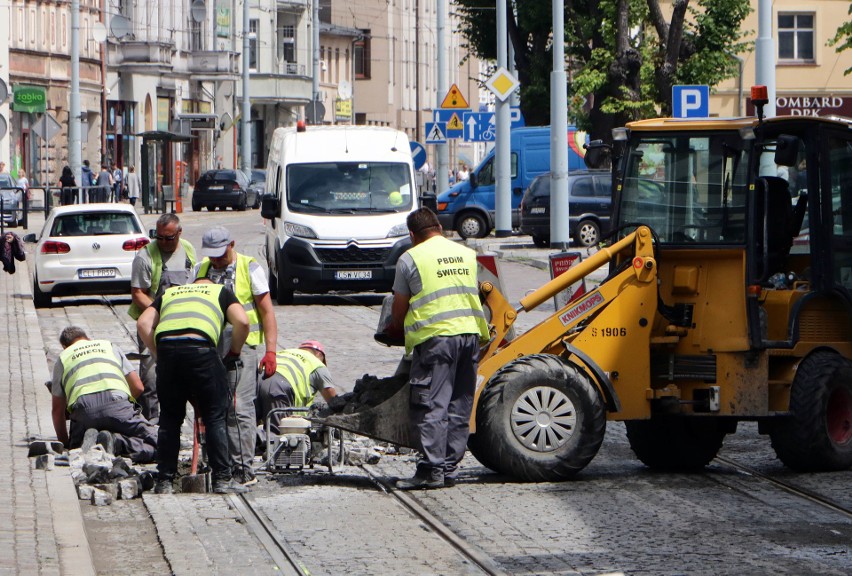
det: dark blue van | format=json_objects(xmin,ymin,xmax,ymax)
[{"xmin": 436, "ymin": 126, "xmax": 587, "ymax": 238}]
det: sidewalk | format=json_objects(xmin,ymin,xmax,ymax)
[{"xmin": 0, "ymin": 255, "xmax": 95, "ymax": 575}]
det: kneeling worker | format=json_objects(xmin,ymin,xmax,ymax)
[
  {"xmin": 51, "ymin": 326, "xmax": 158, "ymax": 463},
  {"xmin": 256, "ymin": 340, "xmax": 337, "ymax": 439}
]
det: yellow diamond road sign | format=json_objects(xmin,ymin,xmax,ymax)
[{"xmin": 486, "ymin": 67, "xmax": 519, "ymax": 102}]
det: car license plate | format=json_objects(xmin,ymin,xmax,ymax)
[
  {"xmin": 335, "ymin": 270, "xmax": 372, "ymax": 280},
  {"xmin": 79, "ymin": 268, "xmax": 117, "ymax": 279},
  {"xmin": 208, "ymin": 185, "xmax": 225, "ymax": 190},
  {"xmin": 530, "ymin": 207, "xmax": 546, "ymax": 214}
]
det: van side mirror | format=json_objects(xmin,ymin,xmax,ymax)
[
  {"xmin": 583, "ymin": 140, "xmax": 611, "ymax": 169},
  {"xmin": 260, "ymin": 195, "xmax": 280, "ymax": 220},
  {"xmin": 468, "ymin": 172, "xmax": 477, "ymax": 188}
]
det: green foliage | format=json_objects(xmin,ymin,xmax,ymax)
[{"xmin": 828, "ymin": 5, "xmax": 852, "ymax": 75}]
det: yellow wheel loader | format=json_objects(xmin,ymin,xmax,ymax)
[{"xmin": 323, "ymin": 95, "xmax": 852, "ymax": 481}]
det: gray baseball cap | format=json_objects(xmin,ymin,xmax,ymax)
[{"xmin": 200, "ymin": 226, "xmax": 232, "ymax": 257}]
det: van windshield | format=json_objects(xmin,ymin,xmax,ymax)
[{"xmin": 287, "ymin": 162, "xmax": 413, "ymax": 214}]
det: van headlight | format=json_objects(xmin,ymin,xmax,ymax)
[
  {"xmin": 387, "ymin": 223, "xmax": 409, "ymax": 238},
  {"xmin": 283, "ymin": 221, "xmax": 318, "ymax": 239}
]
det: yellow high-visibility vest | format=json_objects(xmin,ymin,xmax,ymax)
[
  {"xmin": 60, "ymin": 339, "xmax": 131, "ymax": 410},
  {"xmin": 154, "ymin": 283, "xmax": 226, "ymax": 345}
]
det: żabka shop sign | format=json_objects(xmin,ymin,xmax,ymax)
[
  {"xmin": 13, "ymin": 86, "xmax": 46, "ymax": 113},
  {"xmin": 746, "ymin": 95, "xmax": 852, "ymax": 117}
]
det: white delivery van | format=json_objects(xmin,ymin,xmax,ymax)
[{"xmin": 260, "ymin": 124, "xmax": 417, "ymax": 304}]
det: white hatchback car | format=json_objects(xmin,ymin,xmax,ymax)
[{"xmin": 23, "ymin": 204, "xmax": 150, "ymax": 308}]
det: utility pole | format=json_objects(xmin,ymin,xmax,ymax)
[
  {"xmin": 241, "ymin": 0, "xmax": 252, "ymax": 173},
  {"xmin": 494, "ymin": 0, "xmax": 511, "ymax": 237},
  {"xmin": 755, "ymin": 0, "xmax": 775, "ymax": 174},
  {"xmin": 311, "ymin": 0, "xmax": 320, "ymax": 123},
  {"xmin": 69, "ymin": 0, "xmax": 82, "ymax": 184},
  {"xmin": 435, "ymin": 0, "xmax": 448, "ymax": 196},
  {"xmin": 550, "ymin": 0, "xmax": 569, "ymax": 248}
]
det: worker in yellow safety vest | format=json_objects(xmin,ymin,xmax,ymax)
[
  {"xmin": 50, "ymin": 326, "xmax": 158, "ymax": 463},
  {"xmin": 129, "ymin": 213, "xmax": 197, "ymax": 424},
  {"xmin": 389, "ymin": 207, "xmax": 490, "ymax": 490},
  {"xmin": 194, "ymin": 225, "xmax": 278, "ymax": 486},
  {"xmin": 137, "ymin": 278, "xmax": 250, "ymax": 495},
  {"xmin": 256, "ymin": 340, "xmax": 338, "ymax": 441}
]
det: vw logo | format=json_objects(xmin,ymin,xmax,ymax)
[{"xmin": 92, "ymin": 242, "xmax": 101, "ymax": 251}]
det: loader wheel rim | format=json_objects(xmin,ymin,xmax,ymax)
[
  {"xmin": 827, "ymin": 387, "xmax": 852, "ymax": 445},
  {"xmin": 510, "ymin": 385, "xmax": 576, "ymax": 452}
]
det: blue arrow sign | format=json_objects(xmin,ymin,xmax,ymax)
[
  {"xmin": 434, "ymin": 109, "xmax": 466, "ymax": 139},
  {"xmin": 425, "ymin": 122, "xmax": 447, "ymax": 144},
  {"xmin": 410, "ymin": 141, "xmax": 426, "ymax": 170},
  {"xmin": 462, "ymin": 112, "xmax": 496, "ymax": 142}
]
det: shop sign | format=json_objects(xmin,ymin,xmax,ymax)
[
  {"xmin": 13, "ymin": 86, "xmax": 46, "ymax": 113},
  {"xmin": 335, "ymin": 99, "xmax": 352, "ymax": 121},
  {"xmin": 746, "ymin": 95, "xmax": 852, "ymax": 117},
  {"xmin": 216, "ymin": 4, "xmax": 231, "ymax": 38}
]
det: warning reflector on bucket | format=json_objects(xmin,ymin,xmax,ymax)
[{"xmin": 549, "ymin": 252, "xmax": 587, "ymax": 311}]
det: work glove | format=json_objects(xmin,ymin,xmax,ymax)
[{"xmin": 259, "ymin": 350, "xmax": 277, "ymax": 378}]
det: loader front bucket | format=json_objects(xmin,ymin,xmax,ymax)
[{"xmin": 313, "ymin": 382, "xmax": 415, "ymax": 448}]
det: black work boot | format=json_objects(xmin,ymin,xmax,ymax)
[
  {"xmin": 95, "ymin": 430, "xmax": 115, "ymax": 455},
  {"xmin": 154, "ymin": 475, "xmax": 174, "ymax": 495},
  {"xmin": 212, "ymin": 478, "xmax": 249, "ymax": 494},
  {"xmin": 395, "ymin": 468, "xmax": 444, "ymax": 490}
]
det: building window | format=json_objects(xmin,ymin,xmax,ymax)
[
  {"xmin": 249, "ymin": 18, "xmax": 259, "ymax": 71},
  {"xmin": 282, "ymin": 25, "xmax": 295, "ymax": 64},
  {"xmin": 354, "ymin": 30, "xmax": 371, "ymax": 79},
  {"xmin": 778, "ymin": 13, "xmax": 814, "ymax": 62}
]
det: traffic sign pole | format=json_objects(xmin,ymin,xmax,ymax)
[{"xmin": 494, "ymin": 2, "xmax": 512, "ymax": 238}]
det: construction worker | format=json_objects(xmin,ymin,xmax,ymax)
[
  {"xmin": 50, "ymin": 326, "xmax": 158, "ymax": 463},
  {"xmin": 195, "ymin": 226, "xmax": 278, "ymax": 486},
  {"xmin": 129, "ymin": 213, "xmax": 197, "ymax": 424},
  {"xmin": 137, "ymin": 278, "xmax": 250, "ymax": 495},
  {"xmin": 389, "ymin": 207, "xmax": 490, "ymax": 489},
  {"xmin": 256, "ymin": 340, "xmax": 337, "ymax": 442}
]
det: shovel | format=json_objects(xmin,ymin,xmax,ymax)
[{"xmin": 180, "ymin": 405, "xmax": 210, "ymax": 493}]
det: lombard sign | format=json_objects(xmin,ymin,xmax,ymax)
[
  {"xmin": 13, "ymin": 86, "xmax": 46, "ymax": 113},
  {"xmin": 746, "ymin": 95, "xmax": 852, "ymax": 117}
]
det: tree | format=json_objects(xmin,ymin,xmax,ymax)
[
  {"xmin": 455, "ymin": 0, "xmax": 752, "ymax": 142},
  {"xmin": 829, "ymin": 5, "xmax": 852, "ymax": 75}
]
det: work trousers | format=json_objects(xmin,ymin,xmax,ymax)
[
  {"xmin": 255, "ymin": 373, "xmax": 299, "ymax": 445},
  {"xmin": 226, "ymin": 343, "xmax": 259, "ymax": 479},
  {"xmin": 69, "ymin": 390, "xmax": 158, "ymax": 463},
  {"xmin": 408, "ymin": 334, "xmax": 479, "ymax": 479},
  {"xmin": 136, "ymin": 333, "xmax": 159, "ymax": 424},
  {"xmin": 155, "ymin": 340, "xmax": 232, "ymax": 482}
]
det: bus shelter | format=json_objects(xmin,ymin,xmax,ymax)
[{"xmin": 138, "ymin": 130, "xmax": 191, "ymax": 214}]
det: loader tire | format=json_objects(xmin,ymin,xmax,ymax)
[
  {"xmin": 474, "ymin": 354, "xmax": 606, "ymax": 481},
  {"xmin": 466, "ymin": 432, "xmax": 498, "ymax": 472},
  {"xmin": 769, "ymin": 351, "xmax": 852, "ymax": 471},
  {"xmin": 625, "ymin": 416, "xmax": 726, "ymax": 471}
]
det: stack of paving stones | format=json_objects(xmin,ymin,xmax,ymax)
[
  {"xmin": 321, "ymin": 372, "xmax": 408, "ymax": 415},
  {"xmin": 29, "ymin": 442, "xmax": 155, "ymax": 506}
]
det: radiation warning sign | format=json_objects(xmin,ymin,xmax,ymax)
[{"xmin": 440, "ymin": 84, "xmax": 469, "ymax": 109}]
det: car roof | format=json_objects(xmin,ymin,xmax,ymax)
[{"xmin": 48, "ymin": 203, "xmax": 141, "ymax": 216}]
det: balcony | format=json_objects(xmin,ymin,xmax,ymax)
[
  {"xmin": 188, "ymin": 51, "xmax": 241, "ymax": 81},
  {"xmin": 277, "ymin": 0, "xmax": 308, "ymax": 10},
  {"xmin": 116, "ymin": 40, "xmax": 176, "ymax": 73}
]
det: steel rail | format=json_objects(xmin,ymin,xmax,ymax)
[{"xmin": 715, "ymin": 456, "xmax": 852, "ymax": 520}]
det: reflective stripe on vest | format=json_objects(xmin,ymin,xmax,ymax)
[
  {"xmin": 403, "ymin": 236, "xmax": 489, "ymax": 353},
  {"xmin": 60, "ymin": 339, "xmax": 131, "ymax": 410},
  {"xmin": 128, "ymin": 239, "xmax": 197, "ymax": 319},
  {"xmin": 154, "ymin": 283, "xmax": 226, "ymax": 344},
  {"xmin": 198, "ymin": 254, "xmax": 263, "ymax": 346},
  {"xmin": 274, "ymin": 349, "xmax": 324, "ymax": 408}
]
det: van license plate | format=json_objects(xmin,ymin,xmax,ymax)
[
  {"xmin": 530, "ymin": 207, "xmax": 546, "ymax": 214},
  {"xmin": 335, "ymin": 270, "xmax": 372, "ymax": 280},
  {"xmin": 79, "ymin": 268, "xmax": 117, "ymax": 279}
]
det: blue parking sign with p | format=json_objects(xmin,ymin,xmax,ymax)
[{"xmin": 672, "ymin": 85, "xmax": 710, "ymax": 118}]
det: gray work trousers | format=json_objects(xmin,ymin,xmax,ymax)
[
  {"xmin": 136, "ymin": 333, "xmax": 158, "ymax": 424},
  {"xmin": 408, "ymin": 334, "xmax": 479, "ymax": 478},
  {"xmin": 227, "ymin": 343, "xmax": 259, "ymax": 479},
  {"xmin": 69, "ymin": 390, "xmax": 158, "ymax": 463}
]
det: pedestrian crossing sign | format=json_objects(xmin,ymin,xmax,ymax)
[
  {"xmin": 425, "ymin": 122, "xmax": 447, "ymax": 144},
  {"xmin": 440, "ymin": 84, "xmax": 469, "ymax": 109}
]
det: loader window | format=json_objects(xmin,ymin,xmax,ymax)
[
  {"xmin": 620, "ymin": 133, "xmax": 748, "ymax": 244},
  {"xmin": 827, "ymin": 137, "xmax": 852, "ymax": 290}
]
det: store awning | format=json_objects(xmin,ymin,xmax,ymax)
[{"xmin": 136, "ymin": 130, "xmax": 193, "ymax": 142}]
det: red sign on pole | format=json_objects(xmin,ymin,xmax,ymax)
[{"xmin": 548, "ymin": 252, "xmax": 586, "ymax": 310}]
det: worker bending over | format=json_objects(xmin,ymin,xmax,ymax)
[
  {"xmin": 50, "ymin": 326, "xmax": 158, "ymax": 463},
  {"xmin": 256, "ymin": 340, "xmax": 337, "ymax": 442}
]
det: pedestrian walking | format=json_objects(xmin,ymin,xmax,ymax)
[
  {"xmin": 96, "ymin": 165, "xmax": 112, "ymax": 202},
  {"xmin": 129, "ymin": 213, "xmax": 197, "ymax": 423},
  {"xmin": 16, "ymin": 170, "xmax": 30, "ymax": 201},
  {"xmin": 137, "ymin": 279, "xmax": 250, "ymax": 494},
  {"xmin": 389, "ymin": 207, "xmax": 490, "ymax": 489},
  {"xmin": 50, "ymin": 326, "xmax": 158, "ymax": 463},
  {"xmin": 126, "ymin": 166, "xmax": 141, "ymax": 206},
  {"xmin": 112, "ymin": 165, "xmax": 124, "ymax": 201},
  {"xmin": 58, "ymin": 166, "xmax": 77, "ymax": 205},
  {"xmin": 194, "ymin": 226, "xmax": 278, "ymax": 485},
  {"xmin": 81, "ymin": 160, "xmax": 95, "ymax": 187}
]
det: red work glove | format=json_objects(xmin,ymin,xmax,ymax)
[{"xmin": 259, "ymin": 351, "xmax": 277, "ymax": 378}]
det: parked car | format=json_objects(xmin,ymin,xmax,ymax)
[
  {"xmin": 248, "ymin": 169, "xmax": 267, "ymax": 208},
  {"xmin": 192, "ymin": 169, "xmax": 252, "ymax": 212},
  {"xmin": 519, "ymin": 170, "xmax": 613, "ymax": 248},
  {"xmin": 0, "ymin": 174, "xmax": 21, "ymax": 228},
  {"xmin": 22, "ymin": 204, "xmax": 149, "ymax": 308}
]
